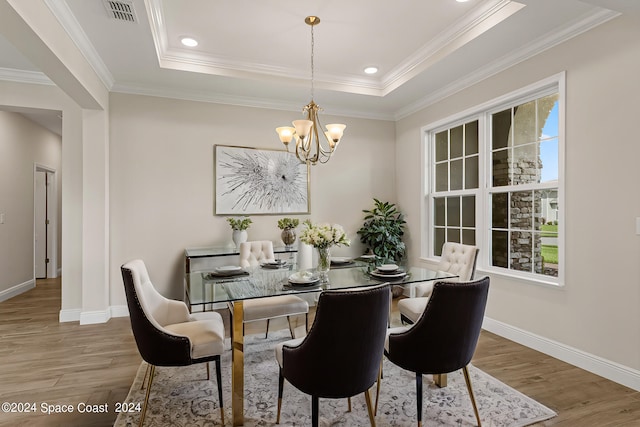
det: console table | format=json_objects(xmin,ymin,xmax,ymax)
[{"xmin": 184, "ymin": 245, "xmax": 297, "ymax": 308}]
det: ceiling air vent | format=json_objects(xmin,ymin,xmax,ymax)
[{"xmin": 103, "ymin": 0, "xmax": 137, "ymax": 23}]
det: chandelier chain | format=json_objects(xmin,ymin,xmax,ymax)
[{"xmin": 310, "ymin": 23, "xmax": 315, "ymax": 101}]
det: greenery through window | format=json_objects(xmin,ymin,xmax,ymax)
[{"xmin": 490, "ymin": 94, "xmax": 559, "ymax": 277}]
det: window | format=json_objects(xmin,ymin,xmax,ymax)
[
  {"xmin": 432, "ymin": 120, "xmax": 479, "ymax": 256},
  {"xmin": 425, "ymin": 75, "xmax": 563, "ymax": 283}
]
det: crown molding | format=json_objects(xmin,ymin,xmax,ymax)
[
  {"xmin": 382, "ymin": 0, "xmax": 524, "ymax": 95},
  {"xmin": 0, "ymin": 67, "xmax": 54, "ymax": 85},
  {"xmin": 394, "ymin": 7, "xmax": 620, "ymax": 120},
  {"xmin": 110, "ymin": 81, "xmax": 395, "ymax": 121},
  {"xmin": 44, "ymin": 0, "xmax": 115, "ymax": 90},
  {"xmin": 157, "ymin": 51, "xmax": 384, "ymax": 97}
]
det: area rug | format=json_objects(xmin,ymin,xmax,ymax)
[{"xmin": 115, "ymin": 331, "xmax": 556, "ymax": 426}]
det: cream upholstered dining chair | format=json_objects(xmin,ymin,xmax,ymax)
[
  {"xmin": 239, "ymin": 240, "xmax": 276, "ymax": 267},
  {"xmin": 121, "ymin": 259, "xmax": 226, "ymax": 426},
  {"xmin": 234, "ymin": 241, "xmax": 309, "ymax": 338},
  {"xmin": 397, "ymin": 242, "xmax": 479, "ymax": 324}
]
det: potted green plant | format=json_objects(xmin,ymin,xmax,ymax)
[
  {"xmin": 357, "ymin": 198, "xmax": 406, "ymax": 263},
  {"xmin": 277, "ymin": 218, "xmax": 300, "ymax": 247},
  {"xmin": 227, "ymin": 217, "xmax": 252, "ymax": 249}
]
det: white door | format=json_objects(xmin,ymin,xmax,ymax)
[{"xmin": 35, "ymin": 171, "xmax": 47, "ymax": 278}]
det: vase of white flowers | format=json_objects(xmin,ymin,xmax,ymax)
[
  {"xmin": 317, "ymin": 246, "xmax": 331, "ymax": 278},
  {"xmin": 298, "ymin": 220, "xmax": 350, "ymax": 283}
]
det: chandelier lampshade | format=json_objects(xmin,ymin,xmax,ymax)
[{"xmin": 275, "ymin": 126, "xmax": 296, "ymax": 146}]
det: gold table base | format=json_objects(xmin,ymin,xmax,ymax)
[
  {"xmin": 434, "ymin": 373, "xmax": 447, "ymax": 387},
  {"xmin": 231, "ymin": 301, "xmax": 244, "ymax": 426}
]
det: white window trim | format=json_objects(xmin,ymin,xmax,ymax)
[{"xmin": 420, "ymin": 72, "xmax": 565, "ymax": 287}]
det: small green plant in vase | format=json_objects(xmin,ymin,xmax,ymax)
[
  {"xmin": 227, "ymin": 217, "xmax": 252, "ymax": 230},
  {"xmin": 227, "ymin": 217, "xmax": 252, "ymax": 249}
]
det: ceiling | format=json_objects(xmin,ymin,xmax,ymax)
[{"xmin": 1, "ymin": 0, "xmax": 638, "ymax": 135}]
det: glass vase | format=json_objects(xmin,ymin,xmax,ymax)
[
  {"xmin": 317, "ymin": 246, "xmax": 331, "ymax": 283},
  {"xmin": 281, "ymin": 228, "xmax": 297, "ymax": 248}
]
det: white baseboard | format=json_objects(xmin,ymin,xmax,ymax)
[
  {"xmin": 0, "ymin": 279, "xmax": 35, "ymax": 302},
  {"xmin": 59, "ymin": 305, "xmax": 129, "ymax": 323},
  {"xmin": 59, "ymin": 308, "xmax": 81, "ymax": 322},
  {"xmin": 79, "ymin": 309, "xmax": 112, "ymax": 325},
  {"xmin": 110, "ymin": 305, "xmax": 129, "ymax": 318},
  {"xmin": 78, "ymin": 305, "xmax": 133, "ymax": 324},
  {"xmin": 483, "ymin": 316, "xmax": 640, "ymax": 392},
  {"xmin": 80, "ymin": 310, "xmax": 109, "ymax": 325}
]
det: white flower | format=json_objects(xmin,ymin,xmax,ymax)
[{"xmin": 299, "ymin": 221, "xmax": 350, "ymax": 249}]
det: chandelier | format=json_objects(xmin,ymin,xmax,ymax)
[{"xmin": 275, "ymin": 16, "xmax": 346, "ymax": 165}]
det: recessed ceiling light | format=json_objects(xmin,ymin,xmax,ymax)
[
  {"xmin": 364, "ymin": 66, "xmax": 379, "ymax": 75},
  {"xmin": 456, "ymin": 0, "xmax": 470, "ymax": 2},
  {"xmin": 181, "ymin": 37, "xmax": 198, "ymax": 47}
]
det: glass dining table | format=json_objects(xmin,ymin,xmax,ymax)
[{"xmin": 185, "ymin": 260, "xmax": 457, "ymax": 426}]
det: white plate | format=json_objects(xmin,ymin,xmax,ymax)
[
  {"xmin": 370, "ymin": 270, "xmax": 407, "ymax": 279},
  {"xmin": 378, "ymin": 263, "xmax": 399, "ymax": 272},
  {"xmin": 215, "ymin": 265, "xmax": 242, "ymax": 273},
  {"xmin": 331, "ymin": 257, "xmax": 352, "ymax": 264},
  {"xmin": 288, "ymin": 277, "xmax": 320, "ymax": 286},
  {"xmin": 359, "ymin": 254, "xmax": 376, "ymax": 259},
  {"xmin": 288, "ymin": 272, "xmax": 320, "ymax": 285}
]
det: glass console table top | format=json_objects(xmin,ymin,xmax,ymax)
[{"xmin": 185, "ymin": 245, "xmax": 297, "ymax": 258}]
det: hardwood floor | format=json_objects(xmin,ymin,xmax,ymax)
[{"xmin": 1, "ymin": 277, "xmax": 638, "ymax": 426}]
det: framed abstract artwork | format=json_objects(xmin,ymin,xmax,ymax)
[{"xmin": 214, "ymin": 144, "xmax": 310, "ymax": 215}]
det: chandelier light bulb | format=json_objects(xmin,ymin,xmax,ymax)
[
  {"xmin": 276, "ymin": 127, "xmax": 295, "ymax": 145},
  {"xmin": 325, "ymin": 124, "xmax": 346, "ymax": 143},
  {"xmin": 292, "ymin": 119, "xmax": 313, "ymax": 140}
]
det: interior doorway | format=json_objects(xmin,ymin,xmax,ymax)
[{"xmin": 34, "ymin": 164, "xmax": 57, "ymax": 279}]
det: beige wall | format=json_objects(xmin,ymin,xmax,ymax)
[
  {"xmin": 396, "ymin": 14, "xmax": 640, "ymax": 372},
  {"xmin": 0, "ymin": 111, "xmax": 61, "ymax": 296},
  {"xmin": 108, "ymin": 93, "xmax": 396, "ymax": 303}
]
